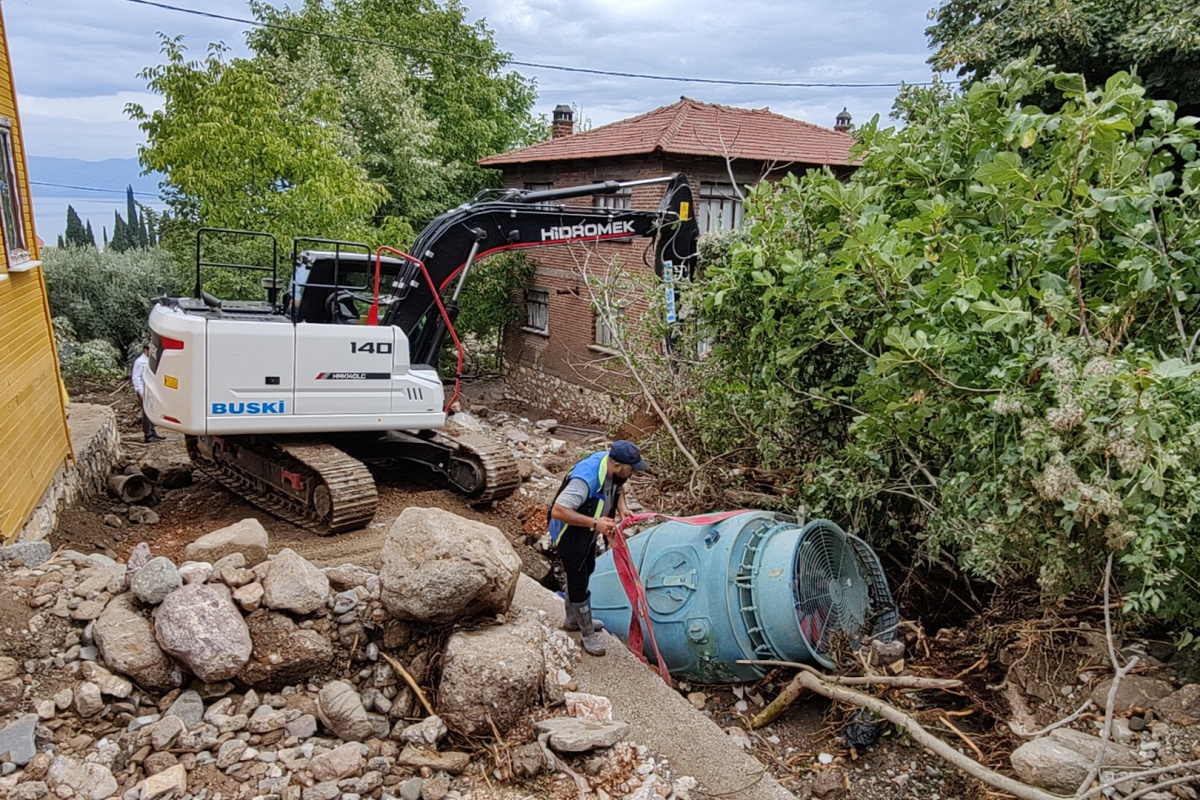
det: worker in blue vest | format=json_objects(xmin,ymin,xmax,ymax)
[{"xmin": 548, "ymin": 440, "xmax": 648, "ymax": 656}]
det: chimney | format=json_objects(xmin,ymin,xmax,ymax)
[
  {"xmin": 834, "ymin": 107, "xmax": 852, "ymax": 133},
  {"xmin": 552, "ymin": 104, "xmax": 574, "ymax": 139}
]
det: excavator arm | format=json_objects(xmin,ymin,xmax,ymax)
[{"xmin": 381, "ymin": 173, "xmax": 700, "ymax": 367}]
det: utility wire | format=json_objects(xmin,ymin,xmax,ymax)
[
  {"xmin": 30, "ymin": 180, "xmax": 160, "ymax": 198},
  {"xmin": 122, "ymin": 0, "xmax": 947, "ymax": 89}
]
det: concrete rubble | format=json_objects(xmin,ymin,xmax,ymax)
[{"xmin": 0, "ymin": 507, "xmax": 701, "ymax": 800}]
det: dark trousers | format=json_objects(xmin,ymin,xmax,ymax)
[
  {"xmin": 556, "ymin": 525, "xmax": 600, "ymax": 604},
  {"xmin": 137, "ymin": 392, "xmax": 156, "ymax": 438}
]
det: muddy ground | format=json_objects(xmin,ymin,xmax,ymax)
[{"xmin": 42, "ymin": 378, "xmax": 1200, "ymax": 800}]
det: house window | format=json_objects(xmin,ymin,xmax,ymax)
[
  {"xmin": 524, "ymin": 289, "xmax": 549, "ymax": 333},
  {"xmin": 697, "ymin": 181, "xmax": 745, "ymax": 234},
  {"xmin": 0, "ymin": 122, "xmax": 29, "ymax": 263},
  {"xmin": 594, "ymin": 308, "xmax": 623, "ymax": 349},
  {"xmin": 593, "ymin": 186, "xmax": 631, "ymax": 210},
  {"xmin": 524, "ymin": 182, "xmax": 552, "ymax": 193}
]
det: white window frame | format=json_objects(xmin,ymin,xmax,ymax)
[
  {"xmin": 593, "ymin": 186, "xmax": 631, "ymax": 210},
  {"xmin": 593, "ymin": 307, "xmax": 623, "ymax": 349},
  {"xmin": 524, "ymin": 288, "xmax": 549, "ymax": 334},
  {"xmin": 697, "ymin": 181, "xmax": 745, "ymax": 234},
  {"xmin": 0, "ymin": 119, "xmax": 32, "ymax": 269}
]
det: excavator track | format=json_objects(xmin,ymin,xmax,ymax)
[
  {"xmin": 442, "ymin": 431, "xmax": 521, "ymax": 503},
  {"xmin": 187, "ymin": 436, "xmax": 378, "ymax": 534}
]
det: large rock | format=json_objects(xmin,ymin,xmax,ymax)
[
  {"xmin": 46, "ymin": 755, "xmax": 119, "ymax": 800},
  {"xmin": 131, "ymin": 557, "xmax": 183, "ymax": 605},
  {"xmin": 1089, "ymin": 675, "xmax": 1174, "ymax": 714},
  {"xmin": 1010, "ymin": 728, "xmax": 1139, "ymax": 794},
  {"xmin": 93, "ymin": 594, "xmax": 183, "ymax": 692},
  {"xmin": 324, "ymin": 564, "xmax": 377, "ymax": 592},
  {"xmin": 154, "ymin": 583, "xmax": 252, "ymax": 682},
  {"xmin": 239, "ymin": 610, "xmax": 335, "ymax": 688},
  {"xmin": 0, "ymin": 714, "xmax": 38, "ymax": 766},
  {"xmin": 317, "ymin": 681, "xmax": 374, "ymax": 742},
  {"xmin": 1153, "ymin": 683, "xmax": 1200, "ymax": 726},
  {"xmin": 262, "ymin": 548, "xmax": 329, "ymax": 615},
  {"xmin": 534, "ymin": 718, "xmax": 631, "ymax": 752},
  {"xmin": 436, "ymin": 610, "xmax": 545, "ymax": 736},
  {"xmin": 184, "ymin": 518, "xmax": 269, "ymax": 568},
  {"xmin": 309, "ymin": 742, "xmax": 363, "ymax": 782},
  {"xmin": 380, "ymin": 507, "xmax": 522, "ymax": 623}
]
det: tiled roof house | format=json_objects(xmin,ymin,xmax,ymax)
[{"xmin": 478, "ymin": 97, "xmax": 856, "ymax": 424}]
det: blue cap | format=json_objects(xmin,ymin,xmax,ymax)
[{"xmin": 610, "ymin": 440, "xmax": 649, "ymax": 471}]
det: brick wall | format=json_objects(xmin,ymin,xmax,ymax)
[{"xmin": 492, "ymin": 153, "xmax": 811, "ymax": 421}]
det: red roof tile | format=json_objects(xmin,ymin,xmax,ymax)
[{"xmin": 480, "ymin": 97, "xmax": 854, "ymax": 167}]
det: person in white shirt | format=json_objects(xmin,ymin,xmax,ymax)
[{"xmin": 131, "ymin": 344, "xmax": 164, "ymax": 443}]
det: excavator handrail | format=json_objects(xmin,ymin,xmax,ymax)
[{"xmin": 374, "ymin": 246, "xmax": 464, "ymax": 414}]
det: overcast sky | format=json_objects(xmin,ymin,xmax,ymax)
[{"xmin": 4, "ymin": 0, "xmax": 941, "ymax": 162}]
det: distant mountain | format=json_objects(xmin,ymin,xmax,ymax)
[{"xmin": 26, "ymin": 156, "xmax": 163, "ymax": 199}]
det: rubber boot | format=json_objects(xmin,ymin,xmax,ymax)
[
  {"xmin": 562, "ymin": 594, "xmax": 603, "ymax": 632},
  {"xmin": 562, "ymin": 595, "xmax": 579, "ymax": 631},
  {"xmin": 571, "ymin": 598, "xmax": 606, "ymax": 656}
]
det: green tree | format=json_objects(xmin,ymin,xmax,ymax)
[
  {"xmin": 64, "ymin": 205, "xmax": 87, "ymax": 247},
  {"xmin": 244, "ymin": 0, "xmax": 540, "ymax": 223},
  {"xmin": 692, "ymin": 62, "xmax": 1200, "ymax": 637},
  {"xmin": 111, "ymin": 211, "xmax": 131, "ymax": 253},
  {"xmin": 127, "ymin": 36, "xmax": 388, "ymax": 246},
  {"xmin": 85, "ymin": 220, "xmax": 96, "ymax": 247},
  {"xmin": 927, "ymin": 0, "xmax": 1200, "ymax": 115}
]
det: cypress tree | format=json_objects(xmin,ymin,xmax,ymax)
[
  {"xmin": 64, "ymin": 205, "xmax": 87, "ymax": 247},
  {"xmin": 125, "ymin": 186, "xmax": 143, "ymax": 249},
  {"xmin": 85, "ymin": 220, "xmax": 96, "ymax": 247},
  {"xmin": 112, "ymin": 212, "xmax": 129, "ymax": 253},
  {"xmin": 56, "ymin": 234, "xmax": 64, "ymax": 248},
  {"xmin": 102, "ymin": 226, "xmax": 109, "ymax": 249}
]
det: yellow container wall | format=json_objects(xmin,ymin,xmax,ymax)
[{"xmin": 0, "ymin": 9, "xmax": 71, "ymax": 542}]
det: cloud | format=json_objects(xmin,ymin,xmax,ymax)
[
  {"xmin": 18, "ymin": 93, "xmax": 162, "ymax": 161},
  {"xmin": 5, "ymin": 0, "xmax": 940, "ymax": 160}
]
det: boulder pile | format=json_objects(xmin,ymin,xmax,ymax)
[{"xmin": 0, "ymin": 507, "xmax": 697, "ymax": 800}]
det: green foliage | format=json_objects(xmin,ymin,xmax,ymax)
[
  {"xmin": 444, "ymin": 251, "xmax": 534, "ymax": 372},
  {"xmin": 42, "ymin": 246, "xmax": 178, "ymax": 357},
  {"xmin": 64, "ymin": 206, "xmax": 90, "ymax": 247},
  {"xmin": 692, "ymin": 61, "xmax": 1200, "ymax": 635},
  {"xmin": 927, "ymin": 0, "xmax": 1200, "ymax": 115},
  {"xmin": 127, "ymin": 36, "xmax": 389, "ymax": 246},
  {"xmin": 245, "ymin": 0, "xmax": 540, "ymax": 224}
]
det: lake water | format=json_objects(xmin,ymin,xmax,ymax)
[{"xmin": 31, "ymin": 193, "xmax": 167, "ymax": 248}]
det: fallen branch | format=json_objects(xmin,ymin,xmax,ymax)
[
  {"xmin": 1011, "ymin": 698, "xmax": 1094, "ymax": 739},
  {"xmin": 939, "ymin": 713, "xmax": 984, "ymax": 761},
  {"xmin": 1080, "ymin": 758, "xmax": 1200, "ymax": 800},
  {"xmin": 538, "ymin": 731, "xmax": 592, "ymax": 798},
  {"xmin": 1076, "ymin": 555, "xmax": 1138, "ymax": 797},
  {"xmin": 381, "ymin": 651, "xmax": 435, "ymax": 718},
  {"xmin": 777, "ymin": 670, "xmax": 1062, "ymax": 800},
  {"xmin": 740, "ymin": 660, "xmax": 963, "ymax": 688},
  {"xmin": 740, "ymin": 661, "xmax": 962, "ymax": 731}
]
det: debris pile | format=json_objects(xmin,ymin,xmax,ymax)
[{"xmin": 0, "ymin": 506, "xmax": 697, "ymax": 800}]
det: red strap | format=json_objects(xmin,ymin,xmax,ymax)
[{"xmin": 604, "ymin": 510, "xmax": 753, "ymax": 684}]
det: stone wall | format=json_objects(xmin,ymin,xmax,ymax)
[
  {"xmin": 18, "ymin": 403, "xmax": 120, "ymax": 542},
  {"xmin": 504, "ymin": 365, "xmax": 630, "ymax": 426}
]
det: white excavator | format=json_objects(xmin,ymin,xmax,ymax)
[{"xmin": 142, "ymin": 174, "xmax": 699, "ymax": 533}]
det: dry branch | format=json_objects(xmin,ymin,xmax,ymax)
[
  {"xmin": 774, "ymin": 670, "xmax": 1063, "ymax": 800},
  {"xmin": 382, "ymin": 651, "xmax": 435, "ymax": 718}
]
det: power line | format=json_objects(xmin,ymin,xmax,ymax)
[
  {"xmin": 31, "ymin": 180, "xmax": 160, "ymax": 199},
  {"xmin": 122, "ymin": 0, "xmax": 947, "ymax": 89}
]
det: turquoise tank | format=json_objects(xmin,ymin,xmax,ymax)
[{"xmin": 589, "ymin": 512, "xmax": 898, "ymax": 683}]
